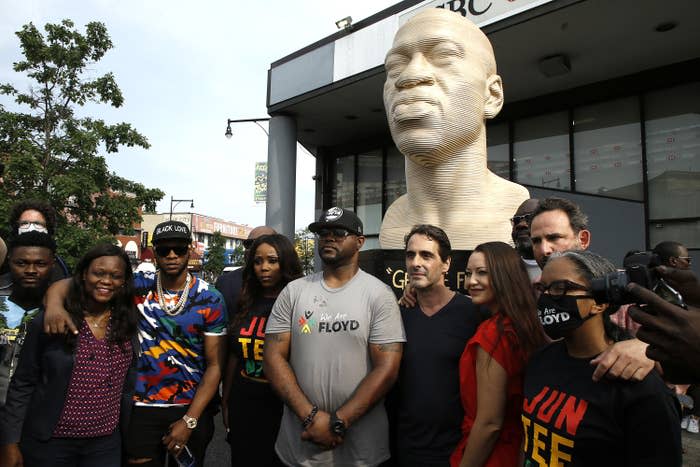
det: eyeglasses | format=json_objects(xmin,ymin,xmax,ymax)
[
  {"xmin": 243, "ymin": 238, "xmax": 254, "ymax": 249},
  {"xmin": 534, "ymin": 280, "xmax": 592, "ymax": 297},
  {"xmin": 315, "ymin": 228, "xmax": 353, "ymax": 239},
  {"xmin": 155, "ymin": 245, "xmax": 189, "ymax": 257},
  {"xmin": 677, "ymin": 256, "xmax": 692, "ymax": 264},
  {"xmin": 510, "ymin": 213, "xmax": 533, "ymax": 225}
]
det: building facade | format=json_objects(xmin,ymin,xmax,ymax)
[{"xmin": 263, "ymin": 0, "xmax": 699, "ymax": 268}]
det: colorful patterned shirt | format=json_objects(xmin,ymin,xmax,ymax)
[{"xmin": 133, "ymin": 272, "xmax": 227, "ymax": 406}]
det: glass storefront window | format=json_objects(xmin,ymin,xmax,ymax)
[
  {"xmin": 356, "ymin": 151, "xmax": 383, "ymax": 235},
  {"xmin": 330, "ymin": 155, "xmax": 355, "ymax": 210},
  {"xmin": 573, "ymin": 97, "xmax": 643, "ymax": 200},
  {"xmin": 644, "ymin": 83, "xmax": 700, "ymax": 236},
  {"xmin": 649, "ymin": 220, "xmax": 699, "ymax": 249},
  {"xmin": 385, "ymin": 146, "xmax": 406, "ymax": 207},
  {"xmin": 513, "ymin": 112, "xmax": 570, "ymax": 190},
  {"xmin": 487, "ymin": 122, "xmax": 510, "ymax": 179}
]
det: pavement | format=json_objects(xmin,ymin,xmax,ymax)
[
  {"xmin": 683, "ymin": 429, "xmax": 700, "ymax": 466},
  {"xmin": 204, "ymin": 413, "xmax": 231, "ymax": 466},
  {"xmin": 206, "ymin": 415, "xmax": 700, "ymax": 466}
]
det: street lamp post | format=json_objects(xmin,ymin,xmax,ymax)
[
  {"xmin": 170, "ymin": 196, "xmax": 194, "ymax": 220},
  {"xmin": 224, "ymin": 115, "xmax": 296, "ymax": 239},
  {"xmin": 225, "ymin": 118, "xmax": 270, "ymax": 138}
]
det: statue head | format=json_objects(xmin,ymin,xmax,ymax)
[{"xmin": 383, "ymin": 8, "xmax": 504, "ymax": 168}]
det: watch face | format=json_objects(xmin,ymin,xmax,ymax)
[
  {"xmin": 332, "ymin": 420, "xmax": 346, "ymax": 436},
  {"xmin": 183, "ymin": 416, "xmax": 197, "ymax": 429}
]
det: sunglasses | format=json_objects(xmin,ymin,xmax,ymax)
[
  {"xmin": 510, "ymin": 213, "xmax": 533, "ymax": 225},
  {"xmin": 243, "ymin": 238, "xmax": 255, "ymax": 249},
  {"xmin": 155, "ymin": 245, "xmax": 189, "ymax": 257},
  {"xmin": 677, "ymin": 256, "xmax": 692, "ymax": 264},
  {"xmin": 315, "ymin": 228, "xmax": 353, "ymax": 239}
]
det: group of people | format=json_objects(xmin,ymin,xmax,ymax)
[{"xmin": 0, "ymin": 194, "xmax": 696, "ymax": 467}]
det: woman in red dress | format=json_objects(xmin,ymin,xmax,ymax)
[{"xmin": 451, "ymin": 242, "xmax": 547, "ymax": 467}]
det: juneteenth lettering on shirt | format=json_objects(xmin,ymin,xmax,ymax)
[
  {"xmin": 239, "ymin": 316, "xmax": 266, "ymax": 380},
  {"xmin": 522, "ymin": 385, "xmax": 589, "ymax": 466}
]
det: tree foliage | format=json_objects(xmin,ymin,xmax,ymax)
[
  {"xmin": 230, "ymin": 244, "xmax": 245, "ymax": 267},
  {"xmin": 203, "ymin": 231, "xmax": 226, "ymax": 282},
  {"xmin": 0, "ymin": 19, "xmax": 164, "ymax": 268},
  {"xmin": 294, "ymin": 228, "xmax": 315, "ymax": 275}
]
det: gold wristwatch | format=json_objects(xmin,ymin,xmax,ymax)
[{"xmin": 182, "ymin": 414, "xmax": 198, "ymax": 429}]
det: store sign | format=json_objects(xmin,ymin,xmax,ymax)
[{"xmin": 400, "ymin": 0, "xmax": 555, "ymax": 27}]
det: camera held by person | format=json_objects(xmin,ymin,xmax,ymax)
[{"xmin": 591, "ymin": 251, "xmax": 686, "ymax": 309}]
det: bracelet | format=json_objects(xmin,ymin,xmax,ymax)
[{"xmin": 301, "ymin": 405, "xmax": 319, "ymax": 430}]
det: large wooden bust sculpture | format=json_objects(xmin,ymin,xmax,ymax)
[{"xmin": 379, "ymin": 8, "xmax": 529, "ymax": 249}]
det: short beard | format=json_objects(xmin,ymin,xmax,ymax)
[{"xmin": 11, "ymin": 280, "xmax": 50, "ymax": 307}]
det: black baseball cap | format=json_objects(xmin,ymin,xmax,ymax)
[
  {"xmin": 152, "ymin": 220, "xmax": 191, "ymax": 243},
  {"xmin": 308, "ymin": 207, "xmax": 363, "ymax": 236}
]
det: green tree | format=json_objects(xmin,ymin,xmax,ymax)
[
  {"xmin": 203, "ymin": 231, "xmax": 226, "ymax": 282},
  {"xmin": 0, "ymin": 19, "xmax": 163, "ymax": 269},
  {"xmin": 294, "ymin": 228, "xmax": 315, "ymax": 275},
  {"xmin": 230, "ymin": 243, "xmax": 245, "ymax": 267}
]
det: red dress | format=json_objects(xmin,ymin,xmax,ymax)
[{"xmin": 450, "ymin": 314, "xmax": 526, "ymax": 467}]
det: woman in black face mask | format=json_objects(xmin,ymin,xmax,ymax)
[{"xmin": 522, "ymin": 250, "xmax": 681, "ymax": 466}]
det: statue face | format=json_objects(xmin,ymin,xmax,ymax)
[{"xmin": 383, "ymin": 9, "xmax": 501, "ymax": 167}]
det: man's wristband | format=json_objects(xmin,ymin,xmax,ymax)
[{"xmin": 301, "ymin": 405, "xmax": 318, "ymax": 430}]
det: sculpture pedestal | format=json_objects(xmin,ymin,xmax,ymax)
[{"xmin": 359, "ymin": 249, "xmax": 473, "ymax": 299}]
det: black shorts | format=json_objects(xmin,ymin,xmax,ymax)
[{"xmin": 125, "ymin": 405, "xmax": 214, "ymax": 465}]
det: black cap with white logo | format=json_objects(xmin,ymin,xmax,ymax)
[
  {"xmin": 152, "ymin": 220, "xmax": 191, "ymax": 243},
  {"xmin": 308, "ymin": 207, "xmax": 363, "ymax": 236}
]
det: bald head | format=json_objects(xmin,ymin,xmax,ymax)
[
  {"xmin": 392, "ymin": 8, "xmax": 497, "ymax": 77},
  {"xmin": 384, "ymin": 8, "xmax": 503, "ymax": 166},
  {"xmin": 248, "ymin": 226, "xmax": 276, "ymax": 240}
]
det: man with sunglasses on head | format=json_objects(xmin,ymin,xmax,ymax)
[
  {"xmin": 42, "ymin": 220, "xmax": 227, "ymax": 466},
  {"xmin": 215, "ymin": 225, "xmax": 276, "ymax": 315},
  {"xmin": 264, "ymin": 207, "xmax": 405, "ymax": 466}
]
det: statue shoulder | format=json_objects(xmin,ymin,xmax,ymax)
[
  {"xmin": 379, "ymin": 195, "xmax": 411, "ymax": 249},
  {"xmin": 487, "ymin": 172, "xmax": 530, "ymax": 209}
]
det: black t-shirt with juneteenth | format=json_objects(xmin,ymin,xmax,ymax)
[
  {"xmin": 227, "ymin": 296, "xmax": 282, "ymax": 466},
  {"xmin": 396, "ymin": 293, "xmax": 487, "ymax": 467},
  {"xmin": 522, "ymin": 340, "xmax": 681, "ymax": 466}
]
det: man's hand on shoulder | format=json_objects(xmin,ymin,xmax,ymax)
[
  {"xmin": 398, "ymin": 281, "xmax": 416, "ymax": 308},
  {"xmin": 42, "ymin": 278, "xmax": 77, "ymax": 335},
  {"xmin": 590, "ymin": 338, "xmax": 653, "ymax": 382}
]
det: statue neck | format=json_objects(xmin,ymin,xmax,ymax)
[{"xmin": 405, "ymin": 138, "xmax": 489, "ymax": 214}]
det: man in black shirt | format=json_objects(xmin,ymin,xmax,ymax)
[{"xmin": 395, "ymin": 225, "xmax": 485, "ymax": 466}]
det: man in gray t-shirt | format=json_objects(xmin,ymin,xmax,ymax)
[{"xmin": 265, "ymin": 207, "xmax": 405, "ymax": 467}]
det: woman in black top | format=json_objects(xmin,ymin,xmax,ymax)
[
  {"xmin": 522, "ymin": 250, "xmax": 681, "ymax": 466},
  {"xmin": 221, "ymin": 234, "xmax": 302, "ymax": 467}
]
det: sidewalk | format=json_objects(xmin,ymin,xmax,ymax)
[{"xmin": 683, "ymin": 430, "xmax": 700, "ymax": 466}]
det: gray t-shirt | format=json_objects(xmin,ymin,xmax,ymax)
[{"xmin": 266, "ymin": 269, "xmax": 406, "ymax": 467}]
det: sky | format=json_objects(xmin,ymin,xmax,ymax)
[{"xmin": 0, "ymin": 0, "xmax": 398, "ymax": 230}]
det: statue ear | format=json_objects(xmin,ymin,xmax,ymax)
[{"xmin": 484, "ymin": 74, "xmax": 504, "ymax": 119}]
